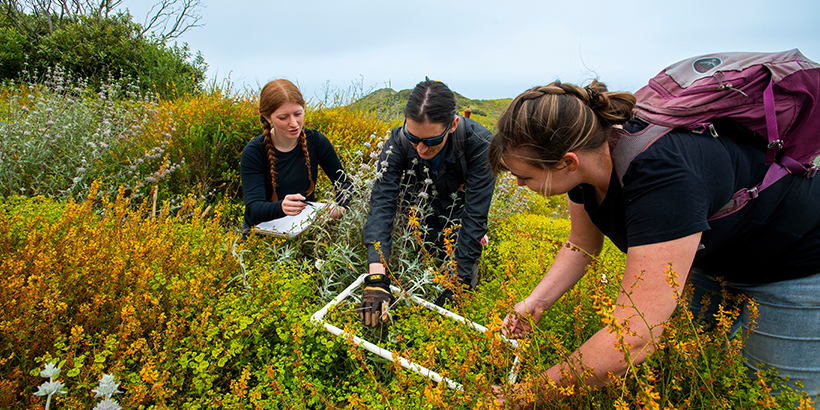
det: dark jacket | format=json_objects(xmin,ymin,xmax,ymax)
[{"xmin": 363, "ymin": 117, "xmax": 496, "ymax": 283}]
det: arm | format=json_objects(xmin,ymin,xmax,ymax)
[
  {"xmin": 313, "ymin": 131, "xmax": 351, "ymax": 218},
  {"xmin": 502, "ymin": 200, "xmax": 604, "ymax": 337},
  {"xmin": 452, "ymin": 123, "xmax": 496, "ymax": 282},
  {"xmin": 520, "ymin": 231, "xmax": 701, "ymax": 404},
  {"xmin": 363, "ymin": 129, "xmax": 406, "ymax": 274}
]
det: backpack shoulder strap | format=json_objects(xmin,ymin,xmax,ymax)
[
  {"xmin": 453, "ymin": 116, "xmax": 468, "ymax": 183},
  {"xmin": 611, "ymin": 124, "xmax": 672, "ymax": 186},
  {"xmin": 399, "ymin": 125, "xmax": 411, "ymax": 168}
]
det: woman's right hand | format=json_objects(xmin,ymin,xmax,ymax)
[
  {"xmin": 281, "ymin": 194, "xmax": 307, "ymax": 216},
  {"xmin": 328, "ymin": 205, "xmax": 345, "ymax": 220},
  {"xmin": 502, "ymin": 297, "xmax": 546, "ymax": 339}
]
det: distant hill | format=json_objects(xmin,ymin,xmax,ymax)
[{"xmin": 351, "ymin": 88, "xmax": 512, "ymax": 130}]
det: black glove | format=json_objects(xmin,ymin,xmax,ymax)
[
  {"xmin": 434, "ymin": 288, "xmax": 456, "ymax": 308},
  {"xmin": 360, "ymin": 274, "xmax": 395, "ymax": 327},
  {"xmin": 434, "ymin": 280, "xmax": 471, "ymax": 308}
]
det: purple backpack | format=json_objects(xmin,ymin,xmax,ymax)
[{"xmin": 612, "ymin": 49, "xmax": 820, "ymax": 220}]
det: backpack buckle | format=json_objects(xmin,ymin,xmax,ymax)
[
  {"xmin": 746, "ymin": 187, "xmax": 759, "ymax": 199},
  {"xmin": 767, "ymin": 140, "xmax": 784, "ymax": 149},
  {"xmin": 691, "ymin": 123, "xmax": 718, "ymax": 137},
  {"xmin": 807, "ymin": 164, "xmax": 819, "ymax": 178},
  {"xmin": 708, "ymin": 124, "xmax": 718, "ymax": 138}
]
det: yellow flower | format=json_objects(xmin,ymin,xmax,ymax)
[{"xmin": 614, "ymin": 398, "xmax": 631, "ymax": 410}]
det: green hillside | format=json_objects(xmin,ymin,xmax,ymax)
[{"xmin": 351, "ymin": 87, "xmax": 512, "ymax": 131}]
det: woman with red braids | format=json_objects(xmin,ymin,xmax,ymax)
[{"xmin": 240, "ymin": 79, "xmax": 349, "ymax": 235}]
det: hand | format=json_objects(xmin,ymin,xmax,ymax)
[
  {"xmin": 281, "ymin": 194, "xmax": 307, "ymax": 216},
  {"xmin": 434, "ymin": 280, "xmax": 471, "ymax": 308},
  {"xmin": 502, "ymin": 297, "xmax": 545, "ymax": 338},
  {"xmin": 328, "ymin": 205, "xmax": 345, "ymax": 220},
  {"xmin": 360, "ymin": 274, "xmax": 394, "ymax": 327},
  {"xmin": 492, "ymin": 383, "xmax": 541, "ymax": 409},
  {"xmin": 492, "ymin": 385, "xmax": 509, "ymax": 407}
]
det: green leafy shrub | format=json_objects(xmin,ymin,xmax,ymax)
[
  {"xmin": 0, "ymin": 26, "xmax": 28, "ymax": 79},
  {"xmin": 156, "ymin": 87, "xmax": 258, "ymax": 201},
  {"xmin": 136, "ymin": 38, "xmax": 207, "ymax": 98},
  {"xmin": 33, "ymin": 14, "xmax": 144, "ymax": 84},
  {"xmin": 0, "ymin": 12, "xmax": 206, "ymax": 99}
]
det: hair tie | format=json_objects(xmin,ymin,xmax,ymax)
[{"xmin": 584, "ymin": 86, "xmax": 598, "ymax": 108}]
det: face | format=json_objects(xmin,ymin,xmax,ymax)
[
  {"xmin": 504, "ymin": 149, "xmax": 578, "ymax": 197},
  {"xmin": 267, "ymin": 102, "xmax": 305, "ymax": 141},
  {"xmin": 404, "ymin": 118, "xmax": 457, "ymax": 160}
]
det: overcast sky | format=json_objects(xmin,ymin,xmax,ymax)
[{"xmin": 120, "ymin": 0, "xmax": 820, "ymax": 102}]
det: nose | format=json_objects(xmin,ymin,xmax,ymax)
[
  {"xmin": 516, "ymin": 177, "xmax": 526, "ymax": 187},
  {"xmin": 415, "ymin": 143, "xmax": 427, "ymax": 156},
  {"xmin": 289, "ymin": 116, "xmax": 298, "ymax": 127}
]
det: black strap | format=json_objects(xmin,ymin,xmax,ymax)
[{"xmin": 364, "ymin": 273, "xmax": 391, "ymax": 286}]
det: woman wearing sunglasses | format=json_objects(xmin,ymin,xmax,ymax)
[
  {"xmin": 240, "ymin": 79, "xmax": 350, "ymax": 236},
  {"xmin": 359, "ymin": 78, "xmax": 496, "ymax": 326}
]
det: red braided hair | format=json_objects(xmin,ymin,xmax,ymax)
[{"xmin": 258, "ymin": 79, "xmax": 314, "ymax": 201}]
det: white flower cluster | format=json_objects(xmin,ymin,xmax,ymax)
[
  {"xmin": 34, "ymin": 381, "xmax": 66, "ymax": 397},
  {"xmin": 92, "ymin": 374, "xmax": 122, "ymax": 399},
  {"xmin": 32, "ymin": 363, "xmax": 123, "ymax": 410},
  {"xmin": 33, "ymin": 362, "xmax": 67, "ymax": 409}
]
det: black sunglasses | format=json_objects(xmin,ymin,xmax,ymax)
[{"xmin": 402, "ymin": 120, "xmax": 450, "ymax": 146}]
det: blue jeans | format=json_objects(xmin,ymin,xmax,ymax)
[{"xmin": 687, "ymin": 269, "xmax": 820, "ymax": 407}]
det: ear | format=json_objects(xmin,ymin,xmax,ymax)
[
  {"xmin": 448, "ymin": 117, "xmax": 460, "ymax": 133},
  {"xmin": 562, "ymin": 152, "xmax": 580, "ymax": 172}
]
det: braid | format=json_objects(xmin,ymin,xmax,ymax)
[
  {"xmin": 491, "ymin": 80, "xmax": 635, "ymax": 175},
  {"xmin": 261, "ymin": 116, "xmax": 279, "ymax": 202},
  {"xmin": 299, "ymin": 129, "xmax": 315, "ymax": 196},
  {"xmin": 507, "ymin": 84, "xmax": 563, "ymax": 127},
  {"xmin": 571, "ymin": 80, "xmax": 635, "ymax": 126}
]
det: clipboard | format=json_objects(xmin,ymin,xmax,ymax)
[{"xmin": 254, "ymin": 202, "xmax": 332, "ymax": 238}]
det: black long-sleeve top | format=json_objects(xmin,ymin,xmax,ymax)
[{"xmin": 240, "ymin": 129, "xmax": 350, "ymax": 227}]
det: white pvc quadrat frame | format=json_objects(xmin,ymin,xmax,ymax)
[{"xmin": 310, "ymin": 274, "xmax": 521, "ymax": 391}]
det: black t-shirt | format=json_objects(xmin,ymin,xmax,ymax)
[
  {"xmin": 568, "ymin": 119, "xmax": 820, "ymax": 283},
  {"xmin": 240, "ymin": 129, "xmax": 349, "ymax": 226}
]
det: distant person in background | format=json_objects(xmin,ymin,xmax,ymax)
[
  {"xmin": 240, "ymin": 79, "xmax": 350, "ymax": 236},
  {"xmin": 359, "ymin": 78, "xmax": 496, "ymax": 327}
]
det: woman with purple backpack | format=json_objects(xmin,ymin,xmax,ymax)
[{"xmin": 488, "ymin": 76, "xmax": 820, "ymax": 407}]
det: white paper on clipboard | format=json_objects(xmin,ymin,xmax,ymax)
[{"xmin": 254, "ymin": 202, "xmax": 331, "ymax": 238}]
